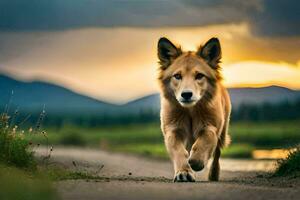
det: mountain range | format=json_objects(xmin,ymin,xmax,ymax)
[{"xmin": 1, "ymin": 74, "xmax": 300, "ymax": 114}]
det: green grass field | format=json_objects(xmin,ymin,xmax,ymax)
[{"xmin": 26, "ymin": 120, "xmax": 300, "ymax": 159}]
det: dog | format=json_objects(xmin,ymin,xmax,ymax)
[{"xmin": 157, "ymin": 37, "xmax": 231, "ymax": 182}]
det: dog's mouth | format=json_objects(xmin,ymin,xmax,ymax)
[
  {"xmin": 179, "ymin": 99, "xmax": 196, "ymax": 106},
  {"xmin": 180, "ymin": 99, "xmax": 194, "ymax": 103}
]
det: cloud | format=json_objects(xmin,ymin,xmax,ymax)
[
  {"xmin": 0, "ymin": 0, "xmax": 299, "ymax": 37},
  {"xmin": 0, "ymin": 0, "xmax": 201, "ymax": 29},
  {"xmin": 184, "ymin": 0, "xmax": 300, "ymax": 37},
  {"xmin": 248, "ymin": 0, "xmax": 300, "ymax": 36}
]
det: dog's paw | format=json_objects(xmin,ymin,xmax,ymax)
[{"xmin": 173, "ymin": 170, "xmax": 195, "ymax": 182}]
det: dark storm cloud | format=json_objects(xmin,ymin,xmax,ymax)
[
  {"xmin": 0, "ymin": 0, "xmax": 299, "ymax": 36},
  {"xmin": 0, "ymin": 0, "xmax": 191, "ymax": 29},
  {"xmin": 248, "ymin": 0, "xmax": 300, "ymax": 36},
  {"xmin": 184, "ymin": 0, "xmax": 300, "ymax": 37}
]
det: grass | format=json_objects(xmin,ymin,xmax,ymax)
[
  {"xmin": 115, "ymin": 143, "xmax": 255, "ymax": 159},
  {"xmin": 60, "ymin": 131, "xmax": 86, "ymax": 146},
  {"xmin": 24, "ymin": 120, "xmax": 300, "ymax": 159},
  {"xmin": 0, "ymin": 165, "xmax": 57, "ymax": 200},
  {"xmin": 222, "ymin": 144, "xmax": 254, "ymax": 158},
  {"xmin": 274, "ymin": 146, "xmax": 300, "ymax": 177},
  {"xmin": 27, "ymin": 123, "xmax": 163, "ymax": 147},
  {"xmin": 0, "ymin": 112, "xmax": 58, "ymax": 199},
  {"xmin": 0, "ymin": 113, "xmax": 36, "ymax": 169},
  {"xmin": 115, "ymin": 143, "xmax": 168, "ymax": 159},
  {"xmin": 230, "ymin": 121, "xmax": 300, "ymax": 148},
  {"xmin": 40, "ymin": 165, "xmax": 99, "ymax": 181}
]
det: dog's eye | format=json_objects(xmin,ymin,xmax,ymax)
[
  {"xmin": 173, "ymin": 74, "xmax": 182, "ymax": 80},
  {"xmin": 195, "ymin": 73, "xmax": 205, "ymax": 80}
]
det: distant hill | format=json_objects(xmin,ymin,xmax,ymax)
[
  {"xmin": 123, "ymin": 94, "xmax": 160, "ymax": 112},
  {"xmin": 1, "ymin": 74, "xmax": 300, "ymax": 115},
  {"xmin": 229, "ymin": 86, "xmax": 300, "ymax": 107},
  {"xmin": 0, "ymin": 74, "xmax": 117, "ymax": 114}
]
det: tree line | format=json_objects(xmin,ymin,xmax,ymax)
[{"xmin": 2, "ymin": 98, "xmax": 300, "ymax": 127}]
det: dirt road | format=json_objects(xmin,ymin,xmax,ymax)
[{"xmin": 37, "ymin": 147, "xmax": 300, "ymax": 200}]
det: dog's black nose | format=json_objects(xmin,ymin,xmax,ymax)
[{"xmin": 181, "ymin": 91, "xmax": 193, "ymax": 100}]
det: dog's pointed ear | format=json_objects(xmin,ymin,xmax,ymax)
[
  {"xmin": 197, "ymin": 37, "xmax": 221, "ymax": 69},
  {"xmin": 158, "ymin": 37, "xmax": 182, "ymax": 69}
]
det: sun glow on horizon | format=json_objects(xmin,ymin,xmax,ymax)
[{"xmin": 222, "ymin": 61, "xmax": 300, "ymax": 90}]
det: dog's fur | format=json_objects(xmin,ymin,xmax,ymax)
[{"xmin": 157, "ymin": 37, "xmax": 231, "ymax": 182}]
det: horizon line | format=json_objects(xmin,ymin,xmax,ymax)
[{"xmin": 1, "ymin": 72, "xmax": 299, "ymax": 105}]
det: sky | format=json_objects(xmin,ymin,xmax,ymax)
[{"xmin": 0, "ymin": 0, "xmax": 300, "ymax": 103}]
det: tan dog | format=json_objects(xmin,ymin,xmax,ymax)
[{"xmin": 157, "ymin": 37, "xmax": 231, "ymax": 182}]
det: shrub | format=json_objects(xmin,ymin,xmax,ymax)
[
  {"xmin": 0, "ymin": 113, "xmax": 36, "ymax": 169},
  {"xmin": 274, "ymin": 146, "xmax": 300, "ymax": 177}
]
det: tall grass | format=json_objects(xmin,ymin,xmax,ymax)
[{"xmin": 0, "ymin": 113, "xmax": 36, "ymax": 169}]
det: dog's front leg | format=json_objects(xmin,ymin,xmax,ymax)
[
  {"xmin": 188, "ymin": 126, "xmax": 218, "ymax": 180},
  {"xmin": 164, "ymin": 131, "xmax": 195, "ymax": 182}
]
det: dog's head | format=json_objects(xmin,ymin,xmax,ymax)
[{"xmin": 157, "ymin": 37, "xmax": 222, "ymax": 107}]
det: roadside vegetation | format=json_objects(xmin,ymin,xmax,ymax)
[
  {"xmin": 0, "ymin": 112, "xmax": 58, "ymax": 199},
  {"xmin": 0, "ymin": 110, "xmax": 100, "ymax": 199},
  {"xmin": 274, "ymin": 146, "xmax": 300, "ymax": 177},
  {"xmin": 0, "ymin": 165, "xmax": 57, "ymax": 200},
  {"xmin": 0, "ymin": 113, "xmax": 36, "ymax": 169}
]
